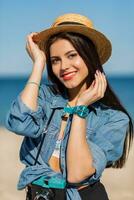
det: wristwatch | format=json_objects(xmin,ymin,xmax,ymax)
[
  {"xmin": 63, "ymin": 105, "xmax": 89, "ymax": 118},
  {"xmin": 74, "ymin": 105, "xmax": 89, "ymax": 118}
]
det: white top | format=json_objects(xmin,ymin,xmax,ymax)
[{"xmin": 51, "ymin": 138, "xmax": 62, "ymax": 158}]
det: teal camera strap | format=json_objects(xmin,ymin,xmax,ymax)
[{"xmin": 32, "ymin": 108, "xmax": 66, "ymax": 189}]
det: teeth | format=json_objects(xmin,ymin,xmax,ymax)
[{"xmin": 63, "ymin": 72, "xmax": 76, "ymax": 77}]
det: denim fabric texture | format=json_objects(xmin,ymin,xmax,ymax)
[{"xmin": 5, "ymin": 83, "xmax": 129, "ymax": 200}]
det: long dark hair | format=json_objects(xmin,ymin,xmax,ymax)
[{"xmin": 45, "ymin": 32, "xmax": 133, "ymax": 168}]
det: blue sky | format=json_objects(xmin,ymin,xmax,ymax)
[{"xmin": 0, "ymin": 0, "xmax": 134, "ymax": 77}]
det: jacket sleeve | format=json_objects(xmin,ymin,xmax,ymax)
[
  {"xmin": 5, "ymin": 84, "xmax": 47, "ymax": 138},
  {"xmin": 86, "ymin": 109, "xmax": 129, "ymax": 183}
]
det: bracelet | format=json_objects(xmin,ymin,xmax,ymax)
[
  {"xmin": 63, "ymin": 105, "xmax": 89, "ymax": 118},
  {"xmin": 27, "ymin": 81, "xmax": 40, "ymax": 88}
]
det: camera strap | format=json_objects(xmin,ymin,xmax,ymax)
[{"xmin": 34, "ymin": 108, "xmax": 55, "ymax": 165}]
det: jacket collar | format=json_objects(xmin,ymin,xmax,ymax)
[
  {"xmin": 46, "ymin": 83, "xmax": 104, "ymax": 112},
  {"xmin": 50, "ymin": 95, "xmax": 68, "ymax": 109},
  {"xmin": 50, "ymin": 93, "xmax": 98, "ymax": 115}
]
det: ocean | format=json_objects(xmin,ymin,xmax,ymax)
[{"xmin": 0, "ymin": 76, "xmax": 134, "ymax": 126}]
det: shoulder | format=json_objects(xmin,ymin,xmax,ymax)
[
  {"xmin": 98, "ymin": 103, "xmax": 129, "ymax": 123},
  {"xmin": 39, "ymin": 83, "xmax": 56, "ymax": 99},
  {"xmin": 87, "ymin": 102, "xmax": 129, "ymax": 130},
  {"xmin": 96, "ymin": 103, "xmax": 130, "ymax": 132}
]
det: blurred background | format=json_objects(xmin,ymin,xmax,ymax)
[{"xmin": 0, "ymin": 0, "xmax": 134, "ymax": 199}]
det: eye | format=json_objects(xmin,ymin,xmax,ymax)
[
  {"xmin": 68, "ymin": 53, "xmax": 77, "ymax": 59},
  {"xmin": 51, "ymin": 58, "xmax": 60, "ymax": 65}
]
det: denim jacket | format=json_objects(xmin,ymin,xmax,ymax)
[{"xmin": 5, "ymin": 83, "xmax": 129, "ymax": 200}]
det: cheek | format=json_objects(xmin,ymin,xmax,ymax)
[
  {"xmin": 52, "ymin": 68, "xmax": 61, "ymax": 80},
  {"xmin": 74, "ymin": 57, "xmax": 86, "ymax": 68},
  {"xmin": 74, "ymin": 61, "xmax": 88, "ymax": 75},
  {"xmin": 52, "ymin": 67, "xmax": 57, "ymax": 75},
  {"xmin": 74, "ymin": 59, "xmax": 82, "ymax": 67}
]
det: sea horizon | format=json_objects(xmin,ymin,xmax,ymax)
[{"xmin": 0, "ymin": 75, "xmax": 134, "ymax": 126}]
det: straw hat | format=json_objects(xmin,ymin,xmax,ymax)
[{"xmin": 33, "ymin": 13, "xmax": 112, "ymax": 64}]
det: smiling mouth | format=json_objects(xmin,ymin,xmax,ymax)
[{"xmin": 62, "ymin": 71, "xmax": 77, "ymax": 80}]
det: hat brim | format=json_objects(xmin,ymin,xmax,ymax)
[{"xmin": 33, "ymin": 25, "xmax": 112, "ymax": 65}]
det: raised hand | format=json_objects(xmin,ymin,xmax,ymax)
[
  {"xmin": 76, "ymin": 70, "xmax": 107, "ymax": 106},
  {"xmin": 26, "ymin": 32, "xmax": 46, "ymax": 69}
]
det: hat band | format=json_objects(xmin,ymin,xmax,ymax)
[{"xmin": 57, "ymin": 21, "xmax": 86, "ymax": 27}]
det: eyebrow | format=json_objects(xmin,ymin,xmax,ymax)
[{"xmin": 50, "ymin": 50, "xmax": 76, "ymax": 59}]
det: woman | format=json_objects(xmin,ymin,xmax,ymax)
[{"xmin": 6, "ymin": 13, "xmax": 133, "ymax": 200}]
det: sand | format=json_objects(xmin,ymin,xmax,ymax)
[{"xmin": 0, "ymin": 127, "xmax": 134, "ymax": 200}]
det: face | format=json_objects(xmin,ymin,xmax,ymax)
[{"xmin": 50, "ymin": 39, "xmax": 89, "ymax": 90}]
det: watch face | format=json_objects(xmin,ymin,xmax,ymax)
[
  {"xmin": 76, "ymin": 106, "xmax": 89, "ymax": 118},
  {"xmin": 63, "ymin": 105, "xmax": 89, "ymax": 118}
]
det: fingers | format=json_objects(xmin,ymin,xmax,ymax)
[
  {"xmin": 95, "ymin": 71, "xmax": 101, "ymax": 97},
  {"xmin": 25, "ymin": 32, "xmax": 39, "ymax": 59},
  {"xmin": 94, "ymin": 71, "xmax": 99, "ymax": 91},
  {"xmin": 96, "ymin": 70, "xmax": 107, "ymax": 98},
  {"xmin": 89, "ymin": 70, "xmax": 107, "ymax": 100},
  {"xmin": 26, "ymin": 32, "xmax": 38, "ymax": 48},
  {"xmin": 88, "ymin": 80, "xmax": 95, "ymax": 90},
  {"xmin": 101, "ymin": 72, "xmax": 107, "ymax": 93},
  {"xmin": 27, "ymin": 32, "xmax": 38, "ymax": 43}
]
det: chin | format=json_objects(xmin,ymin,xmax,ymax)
[{"xmin": 64, "ymin": 83, "xmax": 79, "ymax": 89}]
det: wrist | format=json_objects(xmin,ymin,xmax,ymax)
[
  {"xmin": 34, "ymin": 58, "xmax": 46, "ymax": 68},
  {"xmin": 32, "ymin": 63, "xmax": 44, "ymax": 74},
  {"xmin": 76, "ymin": 100, "xmax": 88, "ymax": 107},
  {"xmin": 30, "ymin": 67, "xmax": 43, "ymax": 85},
  {"xmin": 74, "ymin": 105, "xmax": 89, "ymax": 118},
  {"xmin": 63, "ymin": 105, "xmax": 90, "ymax": 118},
  {"xmin": 26, "ymin": 81, "xmax": 41, "ymax": 89}
]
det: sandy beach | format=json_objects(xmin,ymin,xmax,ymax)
[{"xmin": 0, "ymin": 127, "xmax": 134, "ymax": 200}]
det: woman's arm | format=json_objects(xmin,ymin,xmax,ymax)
[
  {"xmin": 5, "ymin": 33, "xmax": 47, "ymax": 137},
  {"xmin": 67, "ymin": 114, "xmax": 95, "ymax": 183},
  {"xmin": 67, "ymin": 71, "xmax": 107, "ymax": 183},
  {"xmin": 20, "ymin": 63, "xmax": 44, "ymax": 111},
  {"xmin": 20, "ymin": 32, "xmax": 46, "ymax": 111}
]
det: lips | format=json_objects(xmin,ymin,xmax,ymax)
[{"xmin": 61, "ymin": 71, "xmax": 77, "ymax": 80}]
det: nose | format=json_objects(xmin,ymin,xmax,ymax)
[{"xmin": 60, "ymin": 58, "xmax": 70, "ymax": 70}]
